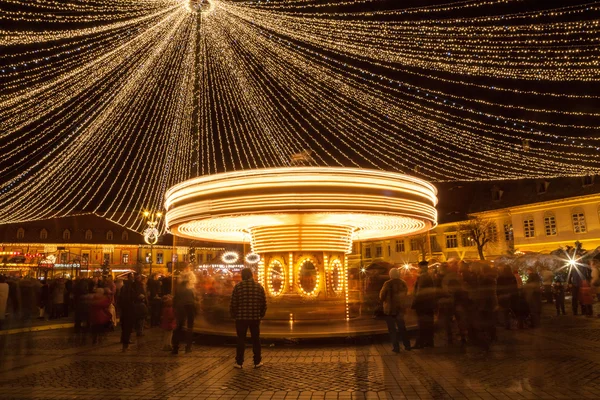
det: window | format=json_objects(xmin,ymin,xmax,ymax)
[
  {"xmin": 523, "ymin": 218, "xmax": 535, "ymax": 238},
  {"xmin": 431, "ymin": 236, "xmax": 442, "ymax": 252},
  {"xmin": 582, "ymin": 175, "xmax": 594, "ymax": 186},
  {"xmin": 16, "ymin": 228, "xmax": 24, "ymax": 239},
  {"xmin": 375, "ymin": 246, "xmax": 382, "ymax": 258},
  {"xmin": 198, "ymin": 253, "xmax": 204, "ymax": 263},
  {"xmin": 445, "ymin": 234, "xmax": 458, "ymax": 249},
  {"xmin": 106, "ymin": 230, "xmax": 113, "ymax": 241},
  {"xmin": 544, "ymin": 214, "xmax": 557, "ymax": 236},
  {"xmin": 103, "ymin": 253, "xmax": 111, "ymax": 265},
  {"xmin": 85, "ymin": 230, "xmax": 92, "ymax": 240},
  {"xmin": 537, "ymin": 181, "xmax": 549, "ymax": 194},
  {"xmin": 122, "ymin": 252, "xmax": 129, "ymax": 264},
  {"xmin": 387, "ymin": 245, "xmax": 391, "ymax": 256},
  {"xmin": 60, "ymin": 252, "xmax": 68, "ymax": 264},
  {"xmin": 572, "ymin": 210, "xmax": 587, "ymax": 233},
  {"xmin": 157, "ymin": 252, "xmax": 164, "ymax": 264},
  {"xmin": 62, "ymin": 229, "xmax": 70, "ymax": 240},
  {"xmin": 206, "ymin": 253, "xmax": 213, "ymax": 262},
  {"xmin": 395, "ymin": 240, "xmax": 405, "ymax": 253},
  {"xmin": 40, "ymin": 229, "xmax": 48, "ymax": 240},
  {"xmin": 145, "ymin": 252, "xmax": 152, "ymax": 263},
  {"xmin": 461, "ymin": 235, "xmax": 473, "ymax": 247},
  {"xmin": 81, "ymin": 252, "xmax": 89, "ymax": 266},
  {"xmin": 365, "ymin": 247, "xmax": 372, "ymax": 258},
  {"xmin": 488, "ymin": 223, "xmax": 498, "ymax": 242},
  {"xmin": 410, "ymin": 238, "xmax": 419, "ymax": 251},
  {"xmin": 491, "ymin": 187, "xmax": 503, "ymax": 201},
  {"xmin": 504, "ymin": 223, "xmax": 513, "ymax": 242},
  {"xmin": 121, "ymin": 231, "xmax": 128, "ymax": 241}
]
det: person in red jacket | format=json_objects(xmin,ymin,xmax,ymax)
[
  {"xmin": 160, "ymin": 295, "xmax": 176, "ymax": 351},
  {"xmin": 89, "ymin": 288, "xmax": 111, "ymax": 344}
]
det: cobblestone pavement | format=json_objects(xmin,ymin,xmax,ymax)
[{"xmin": 1, "ymin": 306, "xmax": 600, "ymax": 400}]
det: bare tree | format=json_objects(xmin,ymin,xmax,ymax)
[
  {"xmin": 457, "ymin": 217, "xmax": 498, "ymax": 260},
  {"xmin": 410, "ymin": 234, "xmax": 429, "ymax": 262}
]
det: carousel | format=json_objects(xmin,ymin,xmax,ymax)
[{"xmin": 165, "ymin": 167, "xmax": 437, "ymax": 337}]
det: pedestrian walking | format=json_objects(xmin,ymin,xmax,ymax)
[
  {"xmin": 0, "ymin": 276, "xmax": 8, "ymax": 330},
  {"xmin": 230, "ymin": 268, "xmax": 267, "ymax": 368},
  {"xmin": 412, "ymin": 261, "xmax": 436, "ymax": 349},
  {"xmin": 553, "ymin": 280, "xmax": 566, "ymax": 316},
  {"xmin": 524, "ymin": 269, "xmax": 542, "ymax": 328},
  {"xmin": 89, "ymin": 288, "xmax": 111, "ymax": 344},
  {"xmin": 119, "ymin": 273, "xmax": 137, "ymax": 351},
  {"xmin": 134, "ymin": 294, "xmax": 148, "ymax": 337},
  {"xmin": 497, "ymin": 265, "xmax": 518, "ymax": 329},
  {"xmin": 160, "ymin": 295, "xmax": 176, "ymax": 351},
  {"xmin": 379, "ymin": 268, "xmax": 411, "ymax": 353},
  {"xmin": 172, "ymin": 279, "xmax": 196, "ymax": 354}
]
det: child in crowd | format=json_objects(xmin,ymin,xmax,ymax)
[
  {"xmin": 552, "ymin": 280, "xmax": 565, "ymax": 316},
  {"xmin": 160, "ymin": 295, "xmax": 176, "ymax": 351},
  {"xmin": 134, "ymin": 294, "xmax": 148, "ymax": 337}
]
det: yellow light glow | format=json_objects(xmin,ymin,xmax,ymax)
[{"xmin": 165, "ymin": 167, "xmax": 437, "ymax": 253}]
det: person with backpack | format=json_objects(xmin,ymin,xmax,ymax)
[{"xmin": 379, "ymin": 268, "xmax": 411, "ymax": 353}]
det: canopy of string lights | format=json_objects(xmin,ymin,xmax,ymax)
[{"xmin": 1, "ymin": 0, "xmax": 599, "ymax": 231}]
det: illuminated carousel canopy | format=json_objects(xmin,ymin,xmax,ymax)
[{"xmin": 165, "ymin": 167, "xmax": 437, "ymax": 253}]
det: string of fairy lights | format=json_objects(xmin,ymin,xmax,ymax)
[{"xmin": 0, "ymin": 0, "xmax": 599, "ymax": 230}]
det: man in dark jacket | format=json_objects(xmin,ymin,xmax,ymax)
[
  {"xmin": 172, "ymin": 279, "xmax": 196, "ymax": 354},
  {"xmin": 412, "ymin": 261, "xmax": 436, "ymax": 349},
  {"xmin": 119, "ymin": 273, "xmax": 137, "ymax": 351},
  {"xmin": 230, "ymin": 268, "xmax": 267, "ymax": 369}
]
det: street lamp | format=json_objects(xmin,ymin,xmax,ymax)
[{"xmin": 143, "ymin": 211, "xmax": 162, "ymax": 276}]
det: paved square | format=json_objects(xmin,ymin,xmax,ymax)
[{"xmin": 1, "ymin": 307, "xmax": 600, "ymax": 400}]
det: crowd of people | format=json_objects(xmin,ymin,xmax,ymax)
[{"xmin": 378, "ymin": 256, "xmax": 600, "ymax": 354}]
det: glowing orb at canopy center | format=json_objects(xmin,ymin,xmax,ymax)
[{"xmin": 165, "ymin": 167, "xmax": 437, "ymax": 253}]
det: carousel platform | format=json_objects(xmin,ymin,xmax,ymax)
[{"xmin": 193, "ymin": 313, "xmax": 417, "ymax": 339}]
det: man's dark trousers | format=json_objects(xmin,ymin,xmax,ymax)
[
  {"xmin": 235, "ymin": 319, "xmax": 261, "ymax": 365},
  {"xmin": 173, "ymin": 304, "xmax": 195, "ymax": 351}
]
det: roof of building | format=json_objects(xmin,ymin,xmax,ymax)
[{"xmin": 435, "ymin": 175, "xmax": 600, "ymax": 225}]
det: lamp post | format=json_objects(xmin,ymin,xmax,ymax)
[{"xmin": 143, "ymin": 211, "xmax": 162, "ymax": 276}]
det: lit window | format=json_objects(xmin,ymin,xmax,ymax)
[
  {"xmin": 146, "ymin": 252, "xmax": 152, "ymax": 263},
  {"xmin": 106, "ymin": 231, "xmax": 113, "ymax": 241},
  {"xmin": 524, "ymin": 218, "xmax": 535, "ymax": 238},
  {"xmin": 572, "ymin": 211, "xmax": 587, "ymax": 233},
  {"xmin": 63, "ymin": 229, "xmax": 70, "ymax": 240},
  {"xmin": 488, "ymin": 223, "xmax": 498, "ymax": 242},
  {"xmin": 157, "ymin": 252, "xmax": 164, "ymax": 264},
  {"xmin": 40, "ymin": 229, "xmax": 48, "ymax": 240},
  {"xmin": 544, "ymin": 214, "xmax": 557, "ymax": 236},
  {"xmin": 395, "ymin": 240, "xmax": 405, "ymax": 253},
  {"xmin": 446, "ymin": 234, "xmax": 458, "ymax": 249},
  {"xmin": 504, "ymin": 224, "xmax": 513, "ymax": 242},
  {"xmin": 365, "ymin": 247, "xmax": 371, "ymax": 258},
  {"xmin": 410, "ymin": 238, "xmax": 419, "ymax": 251},
  {"xmin": 16, "ymin": 228, "xmax": 24, "ymax": 239},
  {"xmin": 461, "ymin": 235, "xmax": 472, "ymax": 247},
  {"xmin": 375, "ymin": 246, "xmax": 382, "ymax": 257},
  {"xmin": 122, "ymin": 253, "xmax": 129, "ymax": 264},
  {"xmin": 121, "ymin": 231, "xmax": 128, "ymax": 241},
  {"xmin": 85, "ymin": 230, "xmax": 92, "ymax": 240},
  {"xmin": 60, "ymin": 252, "xmax": 68, "ymax": 264}
]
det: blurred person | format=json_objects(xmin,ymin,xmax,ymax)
[
  {"xmin": 590, "ymin": 258, "xmax": 600, "ymax": 317},
  {"xmin": 39, "ymin": 278, "xmax": 49, "ymax": 320},
  {"xmin": 73, "ymin": 278, "xmax": 89, "ymax": 334},
  {"xmin": 476, "ymin": 265, "xmax": 498, "ymax": 351},
  {"xmin": 579, "ymin": 279, "xmax": 594, "ymax": 317},
  {"xmin": 552, "ymin": 280, "xmax": 566, "ymax": 316},
  {"xmin": 148, "ymin": 274, "xmax": 162, "ymax": 327},
  {"xmin": 89, "ymin": 288, "xmax": 111, "ymax": 344},
  {"xmin": 51, "ymin": 278, "xmax": 65, "ymax": 319},
  {"xmin": 0, "ymin": 276, "xmax": 8, "ymax": 329},
  {"xmin": 380, "ymin": 268, "xmax": 411, "ymax": 353},
  {"xmin": 119, "ymin": 273, "xmax": 137, "ymax": 351},
  {"xmin": 134, "ymin": 294, "xmax": 148, "ymax": 336},
  {"xmin": 541, "ymin": 268, "xmax": 554, "ymax": 304},
  {"xmin": 412, "ymin": 261, "xmax": 436, "ymax": 349},
  {"xmin": 523, "ymin": 268, "xmax": 542, "ymax": 328},
  {"xmin": 568, "ymin": 263, "xmax": 589, "ymax": 316},
  {"xmin": 64, "ymin": 278, "xmax": 73, "ymax": 317},
  {"xmin": 439, "ymin": 263, "xmax": 464, "ymax": 345},
  {"xmin": 180, "ymin": 264, "xmax": 197, "ymax": 290},
  {"xmin": 172, "ymin": 279, "xmax": 196, "ymax": 354},
  {"xmin": 160, "ymin": 295, "xmax": 176, "ymax": 351},
  {"xmin": 230, "ymin": 268, "xmax": 267, "ymax": 368},
  {"xmin": 497, "ymin": 265, "xmax": 518, "ymax": 329}
]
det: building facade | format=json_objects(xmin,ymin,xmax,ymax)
[
  {"xmin": 0, "ymin": 213, "xmax": 224, "ymax": 276},
  {"xmin": 356, "ymin": 178, "xmax": 600, "ymax": 266}
]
